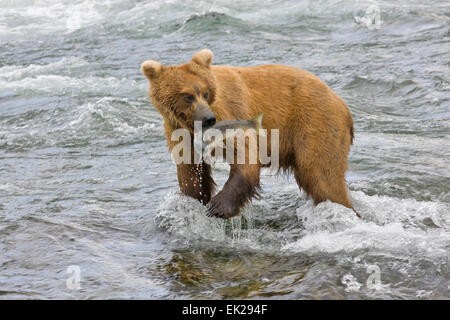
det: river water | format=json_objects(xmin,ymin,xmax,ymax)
[{"xmin": 0, "ymin": 0, "xmax": 449, "ymax": 299}]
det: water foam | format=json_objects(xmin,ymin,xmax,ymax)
[
  {"xmin": 285, "ymin": 191, "xmax": 449, "ymax": 256},
  {"xmin": 154, "ymin": 188, "xmax": 449, "ymax": 261},
  {"xmin": 0, "ymin": 57, "xmax": 87, "ymax": 80},
  {"xmin": 0, "ymin": 74, "xmax": 144, "ymax": 96},
  {"xmin": 0, "ymin": 0, "xmax": 113, "ymax": 40},
  {"xmin": 0, "ymin": 96, "xmax": 160, "ymax": 150}
]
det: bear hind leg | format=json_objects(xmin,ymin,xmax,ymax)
[
  {"xmin": 319, "ymin": 178, "xmax": 361, "ymax": 217},
  {"xmin": 293, "ymin": 166, "xmax": 352, "ymax": 209}
]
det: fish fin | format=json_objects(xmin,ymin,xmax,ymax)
[{"xmin": 250, "ymin": 113, "xmax": 264, "ymax": 135}]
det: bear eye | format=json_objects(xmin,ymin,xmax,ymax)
[
  {"xmin": 183, "ymin": 94, "xmax": 195, "ymax": 105},
  {"xmin": 203, "ymin": 92, "xmax": 209, "ymax": 100}
]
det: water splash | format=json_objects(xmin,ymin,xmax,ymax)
[{"xmin": 154, "ymin": 188, "xmax": 449, "ymax": 260}]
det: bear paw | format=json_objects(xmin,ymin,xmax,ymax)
[{"xmin": 206, "ymin": 194, "xmax": 241, "ymax": 219}]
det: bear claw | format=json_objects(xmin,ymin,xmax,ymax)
[{"xmin": 206, "ymin": 195, "xmax": 240, "ymax": 219}]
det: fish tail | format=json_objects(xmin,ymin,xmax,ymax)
[{"xmin": 250, "ymin": 113, "xmax": 264, "ymax": 134}]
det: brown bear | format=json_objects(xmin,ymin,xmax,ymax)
[{"xmin": 142, "ymin": 49, "xmax": 357, "ymax": 219}]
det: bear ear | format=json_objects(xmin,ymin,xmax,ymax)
[
  {"xmin": 141, "ymin": 60, "xmax": 163, "ymax": 79},
  {"xmin": 191, "ymin": 49, "xmax": 213, "ymax": 68}
]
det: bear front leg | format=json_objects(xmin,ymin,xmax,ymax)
[
  {"xmin": 177, "ymin": 163, "xmax": 216, "ymax": 205},
  {"xmin": 206, "ymin": 164, "xmax": 260, "ymax": 219}
]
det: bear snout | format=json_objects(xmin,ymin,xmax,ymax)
[
  {"xmin": 194, "ymin": 104, "xmax": 216, "ymax": 128},
  {"xmin": 202, "ymin": 116, "xmax": 216, "ymax": 128}
]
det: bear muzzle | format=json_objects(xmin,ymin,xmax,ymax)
[{"xmin": 194, "ymin": 104, "xmax": 216, "ymax": 128}]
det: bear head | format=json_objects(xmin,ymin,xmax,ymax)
[{"xmin": 141, "ymin": 49, "xmax": 217, "ymax": 132}]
